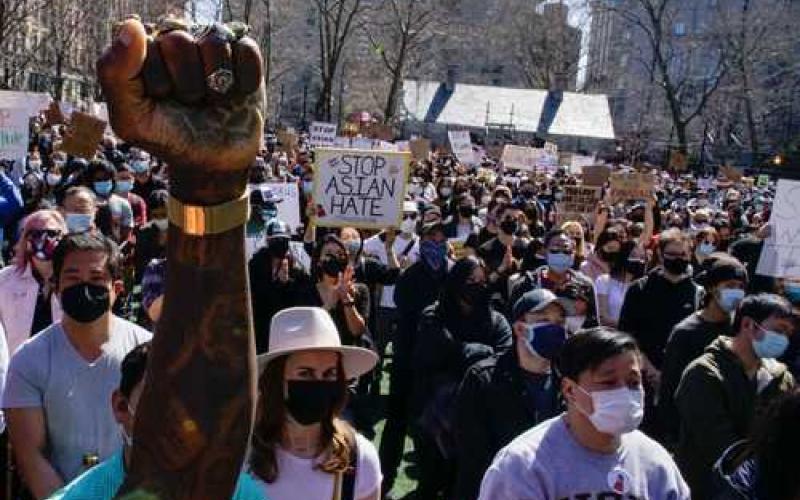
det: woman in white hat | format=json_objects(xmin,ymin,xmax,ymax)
[{"xmin": 249, "ymin": 307, "xmax": 382, "ymax": 500}]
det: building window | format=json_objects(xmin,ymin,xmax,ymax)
[{"xmin": 674, "ymin": 22, "xmax": 686, "ymax": 36}]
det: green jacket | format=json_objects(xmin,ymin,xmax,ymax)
[{"xmin": 674, "ymin": 337, "xmax": 795, "ymax": 499}]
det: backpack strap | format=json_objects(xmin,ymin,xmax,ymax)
[{"xmin": 339, "ymin": 426, "xmax": 359, "ymax": 500}]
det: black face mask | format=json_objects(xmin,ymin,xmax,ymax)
[
  {"xmin": 320, "ymin": 257, "xmax": 346, "ymax": 277},
  {"xmin": 626, "ymin": 259, "xmax": 646, "ymax": 278},
  {"xmin": 269, "ymin": 238, "xmax": 290, "ymax": 258},
  {"xmin": 663, "ymin": 257, "xmax": 689, "ymax": 276},
  {"xmin": 500, "ymin": 218, "xmax": 519, "ymax": 235},
  {"xmin": 458, "ymin": 206, "xmax": 474, "ymax": 218},
  {"xmin": 462, "ymin": 282, "xmax": 490, "ymax": 309},
  {"xmin": 601, "ymin": 250, "xmax": 620, "ymax": 265},
  {"xmin": 60, "ymin": 283, "xmax": 110, "ymax": 323},
  {"xmin": 285, "ymin": 380, "xmax": 341, "ymax": 425}
]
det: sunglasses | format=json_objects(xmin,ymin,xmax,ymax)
[
  {"xmin": 28, "ymin": 229, "xmax": 61, "ymax": 239},
  {"xmin": 548, "ymin": 249, "xmax": 572, "ymax": 255},
  {"xmin": 403, "ymin": 213, "xmax": 418, "ymax": 220}
]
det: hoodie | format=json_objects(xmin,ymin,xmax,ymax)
[{"xmin": 675, "ymin": 337, "xmax": 795, "ymax": 499}]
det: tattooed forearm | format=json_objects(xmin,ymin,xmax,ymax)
[{"xmin": 116, "ymin": 224, "xmax": 256, "ymax": 499}]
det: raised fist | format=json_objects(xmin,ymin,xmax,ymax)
[{"xmin": 97, "ymin": 17, "xmax": 265, "ymax": 203}]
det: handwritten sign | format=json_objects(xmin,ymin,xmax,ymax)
[
  {"xmin": 501, "ymin": 145, "xmax": 538, "ymax": 171},
  {"xmin": 62, "ymin": 112, "xmax": 106, "ymax": 160},
  {"xmin": 720, "ymin": 165, "xmax": 743, "ymax": 182},
  {"xmin": 410, "ymin": 138, "xmax": 430, "ymax": 160},
  {"xmin": 582, "ymin": 165, "xmax": 612, "ymax": 186},
  {"xmin": 0, "ymin": 108, "xmax": 30, "ymax": 161},
  {"xmin": 609, "ymin": 172, "xmax": 654, "ymax": 201},
  {"xmin": 363, "ymin": 123, "xmax": 394, "ymax": 141},
  {"xmin": 562, "ymin": 186, "xmax": 602, "ymax": 215},
  {"xmin": 312, "ymin": 148, "xmax": 410, "ymax": 229},
  {"xmin": 0, "ymin": 90, "xmax": 51, "ymax": 117},
  {"xmin": 757, "ymin": 180, "xmax": 800, "ymax": 278},
  {"xmin": 570, "ymin": 154, "xmax": 596, "ymax": 175},
  {"xmin": 310, "ymin": 121, "xmax": 337, "ymax": 148},
  {"xmin": 448, "ymin": 130, "xmax": 476, "ymax": 166},
  {"xmin": 757, "ymin": 174, "xmax": 770, "ymax": 188},
  {"xmin": 277, "ymin": 129, "xmax": 299, "ymax": 152},
  {"xmin": 262, "ymin": 182, "xmax": 301, "ymax": 231}
]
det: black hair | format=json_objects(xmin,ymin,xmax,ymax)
[
  {"xmin": 119, "ymin": 342, "xmax": 151, "ymax": 398},
  {"xmin": 115, "ymin": 162, "xmax": 133, "ymax": 175},
  {"xmin": 746, "ymin": 390, "xmax": 800, "ymax": 500},
  {"xmin": 438, "ymin": 256, "xmax": 491, "ymax": 329},
  {"xmin": 732, "ymin": 293, "xmax": 793, "ymax": 333},
  {"xmin": 52, "ymin": 232, "xmax": 121, "ymax": 286},
  {"xmin": 311, "ymin": 234, "xmax": 348, "ymax": 281},
  {"xmin": 88, "ymin": 158, "xmax": 116, "ymax": 179},
  {"xmin": 147, "ymin": 189, "xmax": 169, "ymax": 211},
  {"xmin": 557, "ymin": 327, "xmax": 639, "ymax": 381},
  {"xmin": 543, "ymin": 228, "xmax": 568, "ymax": 248}
]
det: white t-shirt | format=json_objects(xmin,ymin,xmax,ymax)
[
  {"xmin": 254, "ymin": 433, "xmax": 382, "ymax": 500},
  {"xmin": 594, "ymin": 274, "xmax": 629, "ymax": 323},
  {"xmin": 363, "ymin": 233, "xmax": 419, "ymax": 308}
]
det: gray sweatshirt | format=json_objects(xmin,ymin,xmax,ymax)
[{"xmin": 479, "ymin": 414, "xmax": 690, "ymax": 500}]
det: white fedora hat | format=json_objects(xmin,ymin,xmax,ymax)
[{"xmin": 257, "ymin": 307, "xmax": 378, "ymax": 379}]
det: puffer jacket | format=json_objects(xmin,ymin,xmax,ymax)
[{"xmin": 712, "ymin": 440, "xmax": 762, "ymax": 500}]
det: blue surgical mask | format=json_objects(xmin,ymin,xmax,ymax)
[
  {"xmin": 524, "ymin": 322, "xmax": 567, "ymax": 361},
  {"xmin": 717, "ymin": 287, "xmax": 745, "ymax": 313},
  {"xmin": 698, "ymin": 242, "xmax": 716, "ymax": 256},
  {"xmin": 784, "ymin": 283, "xmax": 800, "ymax": 304},
  {"xmin": 65, "ymin": 213, "xmax": 93, "ymax": 234},
  {"xmin": 115, "ymin": 180, "xmax": 134, "ymax": 194},
  {"xmin": 94, "ymin": 180, "xmax": 113, "ymax": 196},
  {"xmin": 752, "ymin": 324, "xmax": 790, "ymax": 359},
  {"xmin": 547, "ymin": 252, "xmax": 574, "ymax": 273},
  {"xmin": 131, "ymin": 160, "xmax": 150, "ymax": 174}
]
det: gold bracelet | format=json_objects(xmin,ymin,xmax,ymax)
[{"xmin": 167, "ymin": 191, "xmax": 250, "ymax": 236}]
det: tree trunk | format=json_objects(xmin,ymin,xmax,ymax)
[
  {"xmin": 55, "ymin": 56, "xmax": 64, "ymax": 101},
  {"xmin": 316, "ymin": 79, "xmax": 333, "ymax": 122}
]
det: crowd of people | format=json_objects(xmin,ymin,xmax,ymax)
[{"xmin": 0, "ymin": 118, "xmax": 799, "ymax": 500}]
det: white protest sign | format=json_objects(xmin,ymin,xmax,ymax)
[
  {"xmin": 352, "ymin": 137, "xmax": 374, "ymax": 150},
  {"xmin": 757, "ymin": 179, "xmax": 800, "ymax": 278},
  {"xmin": 0, "ymin": 108, "xmax": 30, "ymax": 161},
  {"xmin": 0, "ymin": 90, "xmax": 52, "ymax": 117},
  {"xmin": 448, "ymin": 130, "xmax": 476, "ymax": 166},
  {"xmin": 501, "ymin": 145, "xmax": 538, "ymax": 171},
  {"xmin": 262, "ymin": 182, "xmax": 301, "ymax": 231},
  {"xmin": 309, "ymin": 121, "xmax": 337, "ymax": 147},
  {"xmin": 570, "ymin": 154, "xmax": 596, "ymax": 175},
  {"xmin": 312, "ymin": 148, "xmax": 410, "ymax": 229},
  {"xmin": 333, "ymin": 136, "xmax": 352, "ymax": 148}
]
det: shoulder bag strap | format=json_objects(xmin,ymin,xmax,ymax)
[{"xmin": 342, "ymin": 426, "xmax": 359, "ymax": 500}]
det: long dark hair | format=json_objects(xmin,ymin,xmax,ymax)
[
  {"xmin": 746, "ymin": 390, "xmax": 800, "ymax": 500},
  {"xmin": 311, "ymin": 234, "xmax": 348, "ymax": 282},
  {"xmin": 438, "ymin": 256, "xmax": 491, "ymax": 330},
  {"xmin": 249, "ymin": 354, "xmax": 353, "ymax": 483}
]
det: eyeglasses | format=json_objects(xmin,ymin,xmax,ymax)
[{"xmin": 28, "ymin": 229, "xmax": 61, "ymax": 239}]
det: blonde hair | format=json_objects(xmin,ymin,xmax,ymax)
[
  {"xmin": 13, "ymin": 210, "xmax": 67, "ymax": 270},
  {"xmin": 562, "ymin": 220, "xmax": 586, "ymax": 261}
]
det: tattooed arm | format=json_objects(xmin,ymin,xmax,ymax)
[{"xmin": 97, "ymin": 18, "xmax": 264, "ymax": 499}]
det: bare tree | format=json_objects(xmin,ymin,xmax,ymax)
[
  {"xmin": 592, "ymin": 0, "xmax": 729, "ymax": 154},
  {"xmin": 360, "ymin": 0, "xmax": 444, "ymax": 121},
  {"xmin": 0, "ymin": 0, "xmax": 47, "ymax": 88},
  {"xmin": 312, "ymin": 0, "xmax": 364, "ymax": 121},
  {"xmin": 712, "ymin": 0, "xmax": 797, "ymax": 157}
]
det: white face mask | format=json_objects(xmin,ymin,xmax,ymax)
[
  {"xmin": 400, "ymin": 217, "xmax": 417, "ymax": 235},
  {"xmin": 575, "ymin": 384, "xmax": 645, "ymax": 436},
  {"xmin": 46, "ymin": 173, "xmax": 62, "ymax": 186}
]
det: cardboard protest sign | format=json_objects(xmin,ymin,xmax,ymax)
[
  {"xmin": 570, "ymin": 154, "xmax": 596, "ymax": 175},
  {"xmin": 757, "ymin": 174, "xmax": 770, "ymax": 188},
  {"xmin": 544, "ymin": 141, "xmax": 558, "ymax": 157},
  {"xmin": 410, "ymin": 138, "xmax": 430, "ymax": 160},
  {"xmin": 0, "ymin": 108, "xmax": 30, "ymax": 161},
  {"xmin": 609, "ymin": 172, "xmax": 654, "ymax": 201},
  {"xmin": 262, "ymin": 182, "xmax": 301, "ymax": 231},
  {"xmin": 562, "ymin": 186, "xmax": 602, "ymax": 215},
  {"xmin": 582, "ymin": 165, "xmax": 611, "ymax": 186},
  {"xmin": 277, "ymin": 129, "xmax": 299, "ymax": 152},
  {"xmin": 669, "ymin": 151, "xmax": 688, "ymax": 172},
  {"xmin": 720, "ymin": 164, "xmax": 743, "ymax": 182},
  {"xmin": 448, "ymin": 130, "xmax": 476, "ymax": 166},
  {"xmin": 362, "ymin": 123, "xmax": 394, "ymax": 141},
  {"xmin": 312, "ymin": 148, "xmax": 410, "ymax": 229},
  {"xmin": 45, "ymin": 101, "xmax": 65, "ymax": 125},
  {"xmin": 61, "ymin": 112, "xmax": 106, "ymax": 160},
  {"xmin": 309, "ymin": 121, "xmax": 337, "ymax": 147},
  {"xmin": 757, "ymin": 180, "xmax": 800, "ymax": 278},
  {"xmin": 501, "ymin": 145, "xmax": 538, "ymax": 171}
]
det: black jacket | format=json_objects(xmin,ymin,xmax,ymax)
[
  {"xmin": 248, "ymin": 248, "xmax": 313, "ymax": 353},
  {"xmin": 411, "ymin": 304, "xmax": 512, "ymax": 417},
  {"xmin": 392, "ymin": 260, "xmax": 448, "ymax": 372},
  {"xmin": 618, "ymin": 268, "xmax": 702, "ymax": 368},
  {"xmin": 454, "ymin": 348, "xmax": 561, "ymax": 500}
]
